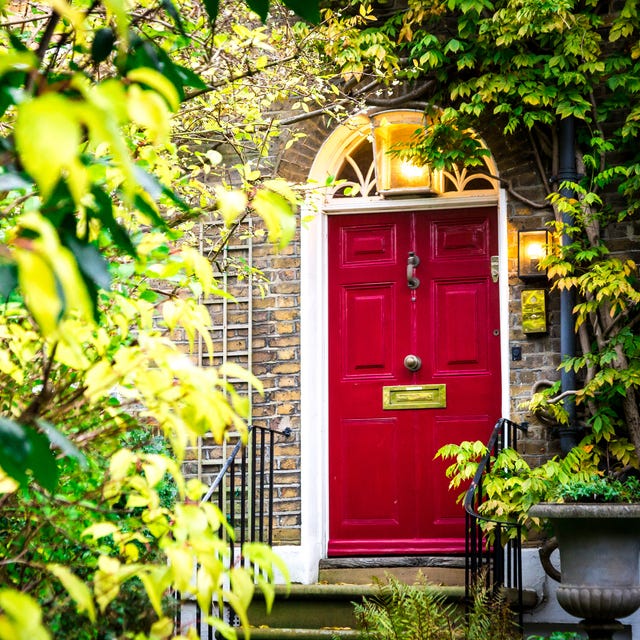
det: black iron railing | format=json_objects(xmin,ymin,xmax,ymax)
[
  {"xmin": 174, "ymin": 424, "xmax": 292, "ymax": 637},
  {"xmin": 464, "ymin": 417, "xmax": 528, "ymax": 625}
]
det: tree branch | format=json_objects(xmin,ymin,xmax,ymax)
[{"xmin": 364, "ymin": 79, "xmax": 434, "ymax": 106}]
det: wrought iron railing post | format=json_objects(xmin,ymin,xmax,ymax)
[
  {"xmin": 464, "ymin": 418, "xmax": 528, "ymax": 628},
  {"xmin": 175, "ymin": 425, "xmax": 292, "ymax": 638}
]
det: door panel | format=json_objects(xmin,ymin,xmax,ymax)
[
  {"xmin": 340, "ymin": 417, "xmax": 400, "ymax": 524},
  {"xmin": 434, "ymin": 281, "xmax": 489, "ymax": 372},
  {"xmin": 328, "ymin": 208, "xmax": 501, "ymax": 556},
  {"xmin": 342, "ymin": 285, "xmax": 395, "ymax": 377}
]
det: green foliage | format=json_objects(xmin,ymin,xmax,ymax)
[
  {"xmin": 355, "ymin": 575, "xmax": 519, "ymax": 640},
  {"xmin": 436, "ymin": 438, "xmax": 605, "ymax": 538},
  {"xmin": 317, "ymin": 0, "xmax": 640, "ymax": 481},
  {"xmin": 0, "ymin": 0, "xmax": 328, "ymax": 637},
  {"xmin": 553, "ymin": 475, "xmax": 640, "ymax": 503}
]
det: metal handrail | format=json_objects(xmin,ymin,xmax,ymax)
[
  {"xmin": 175, "ymin": 424, "xmax": 292, "ymax": 637},
  {"xmin": 464, "ymin": 417, "xmax": 528, "ymax": 627}
]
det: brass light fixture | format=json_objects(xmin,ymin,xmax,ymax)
[
  {"xmin": 518, "ymin": 229, "xmax": 549, "ymax": 281},
  {"xmin": 370, "ymin": 111, "xmax": 438, "ymax": 197}
]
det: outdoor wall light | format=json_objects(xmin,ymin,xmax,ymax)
[
  {"xmin": 370, "ymin": 110, "xmax": 439, "ymax": 197},
  {"xmin": 518, "ymin": 229, "xmax": 549, "ymax": 281}
]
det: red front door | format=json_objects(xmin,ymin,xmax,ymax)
[{"xmin": 328, "ymin": 207, "xmax": 501, "ymax": 556}]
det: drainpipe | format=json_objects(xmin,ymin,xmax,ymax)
[{"xmin": 557, "ymin": 116, "xmax": 579, "ymax": 454}]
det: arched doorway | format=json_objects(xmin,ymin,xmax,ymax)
[{"xmin": 299, "ymin": 109, "xmax": 507, "ymax": 563}]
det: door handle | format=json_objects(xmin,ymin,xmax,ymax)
[
  {"xmin": 407, "ymin": 252, "xmax": 420, "ymax": 289},
  {"xmin": 404, "ymin": 354, "xmax": 422, "ymax": 372}
]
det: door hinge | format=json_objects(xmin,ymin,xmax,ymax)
[{"xmin": 490, "ymin": 256, "xmax": 499, "ymax": 283}]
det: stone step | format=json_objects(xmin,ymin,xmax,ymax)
[
  {"xmin": 318, "ymin": 555, "xmax": 465, "ymax": 587},
  {"xmin": 247, "ymin": 583, "xmax": 466, "ymax": 630},
  {"xmin": 237, "ymin": 629, "xmax": 360, "ymax": 640}
]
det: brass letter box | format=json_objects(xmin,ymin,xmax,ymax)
[{"xmin": 383, "ymin": 384, "xmax": 447, "ymax": 410}]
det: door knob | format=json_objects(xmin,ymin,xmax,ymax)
[{"xmin": 403, "ymin": 354, "xmax": 422, "ymax": 372}]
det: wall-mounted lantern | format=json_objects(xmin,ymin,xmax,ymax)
[
  {"xmin": 518, "ymin": 229, "xmax": 549, "ymax": 281},
  {"xmin": 370, "ymin": 111, "xmax": 439, "ymax": 197}
]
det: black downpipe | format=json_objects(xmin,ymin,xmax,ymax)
[{"xmin": 557, "ymin": 116, "xmax": 579, "ymax": 454}]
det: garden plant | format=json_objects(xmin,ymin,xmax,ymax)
[
  {"xmin": 355, "ymin": 575, "xmax": 520, "ymax": 640},
  {"xmin": 0, "ymin": 0, "xmax": 329, "ymax": 637}
]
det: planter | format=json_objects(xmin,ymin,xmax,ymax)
[{"xmin": 530, "ymin": 503, "xmax": 640, "ymax": 638}]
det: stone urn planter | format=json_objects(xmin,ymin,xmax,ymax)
[{"xmin": 530, "ymin": 502, "xmax": 640, "ymax": 640}]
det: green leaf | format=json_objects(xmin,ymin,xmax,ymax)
[
  {"xmin": 0, "ymin": 263, "xmax": 18, "ymax": 299},
  {"xmin": 245, "ymin": 0, "xmax": 269, "ymax": 21},
  {"xmin": 89, "ymin": 186, "xmax": 138, "ymax": 258},
  {"xmin": 160, "ymin": 0, "xmax": 185, "ymax": 35},
  {"xmin": 0, "ymin": 417, "xmax": 30, "ymax": 487},
  {"xmin": 281, "ymin": 0, "xmax": 320, "ymax": 22},
  {"xmin": 133, "ymin": 165, "xmax": 190, "ymax": 213},
  {"xmin": 27, "ymin": 428, "xmax": 59, "ymax": 492},
  {"xmin": 0, "ymin": 418, "xmax": 59, "ymax": 492},
  {"xmin": 91, "ymin": 28, "xmax": 116, "ymax": 64},
  {"xmin": 63, "ymin": 234, "xmax": 111, "ymax": 291},
  {"xmin": 172, "ymin": 63, "xmax": 208, "ymax": 90},
  {"xmin": 133, "ymin": 193, "xmax": 166, "ymax": 229},
  {"xmin": 35, "ymin": 419, "xmax": 87, "ymax": 468},
  {"xmin": 202, "ymin": 0, "xmax": 220, "ymax": 24}
]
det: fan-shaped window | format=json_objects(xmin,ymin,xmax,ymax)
[{"xmin": 319, "ymin": 110, "xmax": 498, "ymax": 201}]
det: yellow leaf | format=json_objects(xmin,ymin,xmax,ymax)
[
  {"xmin": 127, "ymin": 67, "xmax": 180, "ymax": 112},
  {"xmin": 216, "ymin": 188, "xmax": 248, "ymax": 226},
  {"xmin": 229, "ymin": 567, "xmax": 255, "ymax": 611},
  {"xmin": 12, "ymin": 213, "xmax": 95, "ymax": 335},
  {"xmin": 13, "ymin": 250, "xmax": 62, "ymax": 337},
  {"xmin": 219, "ymin": 361, "xmax": 264, "ymax": 395},
  {"xmin": 139, "ymin": 565, "xmax": 171, "ymax": 616},
  {"xmin": 0, "ymin": 51, "xmax": 36, "ymax": 77},
  {"xmin": 127, "ymin": 84, "xmax": 172, "ymax": 143},
  {"xmin": 251, "ymin": 188, "xmax": 297, "ymax": 248},
  {"xmin": 44, "ymin": 0, "xmax": 85, "ymax": 39},
  {"xmin": 84, "ymin": 360, "xmax": 121, "ymax": 402},
  {"xmin": 0, "ymin": 468, "xmax": 18, "ymax": 495},
  {"xmin": 15, "ymin": 95, "xmax": 81, "ymax": 200},
  {"xmin": 47, "ymin": 564, "xmax": 96, "ymax": 622},
  {"xmin": 94, "ymin": 557, "xmax": 141, "ymax": 612},
  {"xmin": 149, "ymin": 616, "xmax": 174, "ymax": 639},
  {"xmin": 142, "ymin": 453, "xmax": 169, "ymax": 487},
  {"xmin": 124, "ymin": 543, "xmax": 139, "ymax": 561},
  {"xmin": 109, "ymin": 448, "xmax": 135, "ymax": 480},
  {"xmin": 102, "ymin": 0, "xmax": 130, "ymax": 49},
  {"xmin": 166, "ymin": 547, "xmax": 194, "ymax": 592},
  {"xmin": 83, "ymin": 522, "xmax": 119, "ymax": 539},
  {"xmin": 195, "ymin": 565, "xmax": 216, "ymax": 611},
  {"xmin": 0, "ymin": 590, "xmax": 50, "ymax": 640},
  {"xmin": 181, "ymin": 247, "xmax": 214, "ymax": 297}
]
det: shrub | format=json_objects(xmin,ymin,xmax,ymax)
[{"xmin": 354, "ymin": 575, "xmax": 520, "ymax": 640}]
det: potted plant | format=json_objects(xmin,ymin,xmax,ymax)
[
  {"xmin": 437, "ymin": 451, "xmax": 640, "ymax": 639},
  {"xmin": 530, "ymin": 477, "xmax": 640, "ymax": 638}
]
